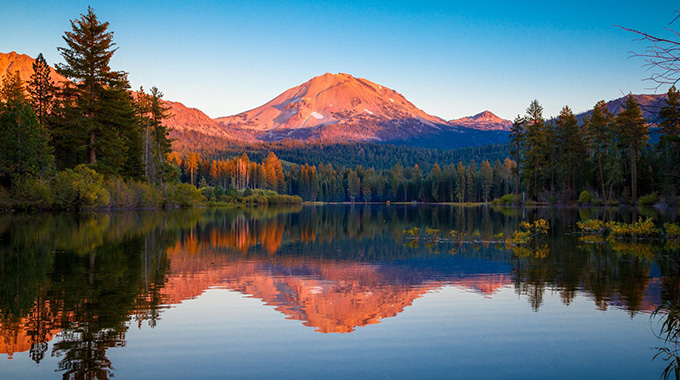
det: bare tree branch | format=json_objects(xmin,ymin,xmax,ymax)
[{"xmin": 617, "ymin": 11, "xmax": 680, "ymax": 91}]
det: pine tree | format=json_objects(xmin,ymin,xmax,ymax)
[
  {"xmin": 509, "ymin": 115, "xmax": 525, "ymax": 196},
  {"xmin": 186, "ymin": 152, "xmax": 200, "ymax": 186},
  {"xmin": 56, "ymin": 6, "xmax": 123, "ymax": 165},
  {"xmin": 522, "ymin": 100, "xmax": 548, "ymax": 199},
  {"xmin": 0, "ymin": 71, "xmax": 26, "ymax": 103},
  {"xmin": 555, "ymin": 106, "xmax": 586, "ymax": 198},
  {"xmin": 27, "ymin": 53, "xmax": 55, "ymax": 129},
  {"xmin": 149, "ymin": 87, "xmax": 172, "ymax": 182},
  {"xmin": 481, "ymin": 160, "xmax": 493, "ymax": 202},
  {"xmin": 0, "ymin": 75, "xmax": 54, "ymax": 185},
  {"xmin": 585, "ymin": 100, "xmax": 614, "ymax": 202},
  {"xmin": 615, "ymin": 95, "xmax": 648, "ymax": 203},
  {"xmin": 455, "ymin": 161, "xmax": 466, "ymax": 202},
  {"xmin": 658, "ymin": 86, "xmax": 680, "ymax": 198}
]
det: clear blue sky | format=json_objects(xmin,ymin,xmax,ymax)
[{"xmin": 2, "ymin": 0, "xmax": 677, "ymax": 119}]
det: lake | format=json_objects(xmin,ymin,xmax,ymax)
[{"xmin": 1, "ymin": 205, "xmax": 678, "ymax": 379}]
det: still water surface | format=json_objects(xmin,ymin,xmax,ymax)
[{"xmin": 0, "ymin": 205, "xmax": 678, "ymax": 379}]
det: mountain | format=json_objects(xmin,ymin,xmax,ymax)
[
  {"xmin": 215, "ymin": 73, "xmax": 510, "ymax": 147},
  {"xmin": 163, "ymin": 100, "xmax": 254, "ymax": 142},
  {"xmin": 575, "ymin": 93, "xmax": 667, "ymax": 124},
  {"xmin": 0, "ymin": 51, "xmax": 241, "ymax": 142},
  {"xmin": 449, "ymin": 110, "xmax": 511, "ymax": 131},
  {"xmin": 0, "ymin": 51, "xmax": 67, "ymax": 85}
]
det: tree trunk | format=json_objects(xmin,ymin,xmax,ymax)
[
  {"xmin": 89, "ymin": 130, "xmax": 96, "ymax": 164},
  {"xmin": 597, "ymin": 152, "xmax": 607, "ymax": 203},
  {"xmin": 630, "ymin": 145, "xmax": 637, "ymax": 203}
]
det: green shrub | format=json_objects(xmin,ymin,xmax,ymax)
[
  {"xmin": 12, "ymin": 176, "xmax": 53, "ymax": 210},
  {"xmin": 129, "ymin": 181, "xmax": 161, "ymax": 208},
  {"xmin": 607, "ymin": 217, "xmax": 658, "ymax": 240},
  {"xmin": 576, "ymin": 219, "xmax": 606, "ymax": 235},
  {"xmin": 664, "ymin": 223, "xmax": 680, "ymax": 239},
  {"xmin": 579, "ymin": 190, "xmax": 594, "ymax": 204},
  {"xmin": 0, "ymin": 186, "xmax": 11, "ymax": 210},
  {"xmin": 52, "ymin": 165, "xmax": 110, "ymax": 209},
  {"xmin": 495, "ymin": 194, "xmax": 520, "ymax": 205},
  {"xmin": 638, "ymin": 192, "xmax": 659, "ymax": 207},
  {"xmin": 105, "ymin": 177, "xmax": 135, "ymax": 208},
  {"xmin": 165, "ymin": 182, "xmax": 201, "ymax": 207}
]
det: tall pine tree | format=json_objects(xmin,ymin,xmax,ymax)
[{"xmin": 615, "ymin": 95, "xmax": 648, "ymax": 203}]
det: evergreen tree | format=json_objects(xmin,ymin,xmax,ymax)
[
  {"xmin": 585, "ymin": 100, "xmax": 614, "ymax": 202},
  {"xmin": 509, "ymin": 115, "xmax": 525, "ymax": 197},
  {"xmin": 0, "ymin": 71, "xmax": 26, "ymax": 103},
  {"xmin": 347, "ymin": 170, "xmax": 360, "ymax": 202},
  {"xmin": 149, "ymin": 87, "xmax": 172, "ymax": 182},
  {"xmin": 27, "ymin": 53, "xmax": 55, "ymax": 129},
  {"xmin": 0, "ymin": 76, "xmax": 54, "ymax": 185},
  {"xmin": 555, "ymin": 106, "xmax": 586, "ymax": 198},
  {"xmin": 481, "ymin": 160, "xmax": 493, "ymax": 202},
  {"xmin": 455, "ymin": 161, "xmax": 466, "ymax": 202},
  {"xmin": 658, "ymin": 86, "xmax": 680, "ymax": 199},
  {"xmin": 522, "ymin": 100, "xmax": 548, "ymax": 199},
  {"xmin": 56, "ymin": 6, "xmax": 123, "ymax": 166},
  {"xmin": 615, "ymin": 95, "xmax": 648, "ymax": 203}
]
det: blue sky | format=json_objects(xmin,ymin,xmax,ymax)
[{"xmin": 2, "ymin": 0, "xmax": 677, "ymax": 119}]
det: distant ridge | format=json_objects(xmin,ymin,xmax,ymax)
[{"xmin": 449, "ymin": 110, "xmax": 511, "ymax": 131}]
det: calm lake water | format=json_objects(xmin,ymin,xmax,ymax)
[{"xmin": 1, "ymin": 205, "xmax": 679, "ymax": 379}]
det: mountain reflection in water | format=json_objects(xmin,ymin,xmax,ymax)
[{"xmin": 0, "ymin": 205, "xmax": 678, "ymax": 379}]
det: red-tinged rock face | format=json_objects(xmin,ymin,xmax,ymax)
[
  {"xmin": 214, "ymin": 72, "xmax": 449, "ymax": 138},
  {"xmin": 0, "ymin": 51, "xmax": 67, "ymax": 85}
]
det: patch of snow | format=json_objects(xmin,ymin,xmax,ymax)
[
  {"xmin": 389, "ymin": 98, "xmax": 394, "ymax": 103},
  {"xmin": 330, "ymin": 104, "xmax": 333, "ymax": 107},
  {"xmin": 364, "ymin": 109, "xmax": 374, "ymax": 115},
  {"xmin": 310, "ymin": 111, "xmax": 324, "ymax": 119},
  {"xmin": 417, "ymin": 117, "xmax": 439, "ymax": 129},
  {"xmin": 309, "ymin": 286, "xmax": 323, "ymax": 294},
  {"xmin": 379, "ymin": 86, "xmax": 382, "ymax": 90}
]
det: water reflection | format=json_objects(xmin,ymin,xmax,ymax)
[{"xmin": 0, "ymin": 205, "xmax": 677, "ymax": 378}]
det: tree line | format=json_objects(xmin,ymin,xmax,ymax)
[
  {"xmin": 510, "ymin": 91, "xmax": 679, "ymax": 205},
  {"xmin": 172, "ymin": 150, "xmax": 519, "ymax": 203}
]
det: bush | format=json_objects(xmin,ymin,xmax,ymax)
[
  {"xmin": 0, "ymin": 186, "xmax": 11, "ymax": 210},
  {"xmin": 165, "ymin": 182, "xmax": 201, "ymax": 207},
  {"xmin": 664, "ymin": 223, "xmax": 680, "ymax": 239},
  {"xmin": 129, "ymin": 181, "xmax": 161, "ymax": 208},
  {"xmin": 607, "ymin": 217, "xmax": 658, "ymax": 240},
  {"xmin": 579, "ymin": 191, "xmax": 594, "ymax": 204},
  {"xmin": 105, "ymin": 177, "xmax": 135, "ymax": 208},
  {"xmin": 52, "ymin": 165, "xmax": 110, "ymax": 209},
  {"xmin": 638, "ymin": 192, "xmax": 659, "ymax": 207},
  {"xmin": 494, "ymin": 194, "xmax": 520, "ymax": 205},
  {"xmin": 12, "ymin": 176, "xmax": 53, "ymax": 209}
]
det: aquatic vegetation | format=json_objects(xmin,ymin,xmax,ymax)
[
  {"xmin": 607, "ymin": 218, "xmax": 658, "ymax": 240},
  {"xmin": 576, "ymin": 219, "xmax": 606, "ymax": 236},
  {"xmin": 403, "ymin": 227, "xmax": 421, "ymax": 237},
  {"xmin": 652, "ymin": 302, "xmax": 680, "ymax": 380},
  {"xmin": 664, "ymin": 223, "xmax": 680, "ymax": 240},
  {"xmin": 425, "ymin": 228, "xmax": 441, "ymax": 243},
  {"xmin": 509, "ymin": 219, "xmax": 550, "ymax": 245}
]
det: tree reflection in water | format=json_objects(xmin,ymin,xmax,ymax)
[{"xmin": 0, "ymin": 205, "xmax": 677, "ymax": 379}]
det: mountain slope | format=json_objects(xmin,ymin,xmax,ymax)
[
  {"xmin": 0, "ymin": 51, "xmax": 242, "ymax": 143},
  {"xmin": 215, "ymin": 72, "xmax": 511, "ymax": 146},
  {"xmin": 0, "ymin": 51, "xmax": 66, "ymax": 85},
  {"xmin": 575, "ymin": 93, "xmax": 667, "ymax": 124}
]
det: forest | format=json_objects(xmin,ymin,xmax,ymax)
[{"xmin": 1, "ymin": 7, "xmax": 679, "ymax": 208}]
